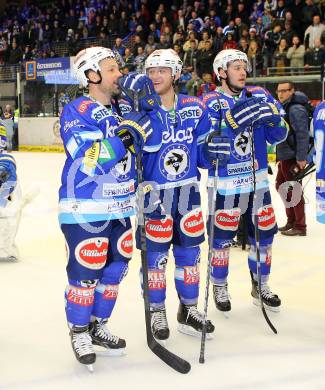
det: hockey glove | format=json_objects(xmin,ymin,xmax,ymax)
[
  {"xmin": 254, "ymin": 102, "xmax": 282, "ymax": 127},
  {"xmin": 224, "ymin": 97, "xmax": 261, "ymax": 133},
  {"xmin": 118, "ymin": 72, "xmax": 161, "ymax": 112},
  {"xmin": 116, "ymin": 111, "xmax": 153, "ymax": 154},
  {"xmin": 204, "ymin": 132, "xmax": 231, "ymax": 167}
]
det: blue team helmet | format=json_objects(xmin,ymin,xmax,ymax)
[{"xmin": 213, "ymin": 49, "xmax": 251, "ymax": 80}]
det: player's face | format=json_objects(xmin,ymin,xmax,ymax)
[
  {"xmin": 98, "ymin": 58, "xmax": 122, "ymax": 95},
  {"xmin": 147, "ymin": 67, "xmax": 174, "ymax": 95},
  {"xmin": 225, "ymin": 60, "xmax": 248, "ymax": 90}
]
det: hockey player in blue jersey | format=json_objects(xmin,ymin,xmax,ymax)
[
  {"xmin": 59, "ymin": 46, "xmax": 160, "ymax": 370},
  {"xmin": 0, "ymin": 126, "xmax": 20, "ymax": 261},
  {"xmin": 312, "ymin": 101, "xmax": 325, "ymax": 224},
  {"xmin": 129, "ymin": 48, "xmax": 215, "ymax": 341},
  {"xmin": 202, "ymin": 49, "xmax": 287, "ymax": 313}
]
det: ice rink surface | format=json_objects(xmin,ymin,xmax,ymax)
[{"xmin": 1, "ymin": 152, "xmax": 325, "ymax": 390}]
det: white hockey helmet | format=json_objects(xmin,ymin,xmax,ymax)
[
  {"xmin": 73, "ymin": 46, "xmax": 116, "ymax": 87},
  {"xmin": 144, "ymin": 49, "xmax": 183, "ymax": 78},
  {"xmin": 213, "ymin": 49, "xmax": 251, "ymax": 80}
]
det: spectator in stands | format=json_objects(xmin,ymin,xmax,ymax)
[
  {"xmin": 183, "ymin": 39, "xmax": 198, "ymax": 70},
  {"xmin": 223, "ymin": 31, "xmax": 237, "ymax": 50},
  {"xmin": 263, "ymin": 23, "xmax": 282, "ymax": 70},
  {"xmin": 247, "ymin": 39, "xmax": 263, "ymax": 75},
  {"xmin": 287, "ymin": 35, "xmax": 305, "ymax": 73},
  {"xmin": 160, "ymin": 15, "xmax": 172, "ymax": 35},
  {"xmin": 22, "ymin": 45, "xmax": 33, "ymax": 61},
  {"xmin": 304, "ymin": 14, "xmax": 325, "ymax": 49},
  {"xmin": 197, "ymin": 72, "xmax": 216, "ymax": 96},
  {"xmin": 156, "ymin": 34, "xmax": 170, "ymax": 50},
  {"xmin": 183, "ymin": 31, "xmax": 198, "ymax": 52},
  {"xmin": 248, "ymin": 27, "xmax": 261, "ymax": 48},
  {"xmin": 148, "ymin": 23, "xmax": 160, "ymax": 42},
  {"xmin": 273, "ymin": 38, "xmax": 289, "ymax": 74},
  {"xmin": 177, "ymin": 66, "xmax": 192, "ymax": 95},
  {"xmin": 145, "ymin": 35, "xmax": 157, "ymax": 56},
  {"xmin": 213, "ymin": 26, "xmax": 224, "ymax": 53},
  {"xmin": 132, "ymin": 34, "xmax": 145, "ymax": 56},
  {"xmin": 2, "ymin": 104, "xmax": 13, "ymax": 120},
  {"xmin": 0, "ymin": 34, "xmax": 8, "ymax": 65},
  {"xmin": 113, "ymin": 37, "xmax": 126, "ymax": 57},
  {"xmin": 186, "ymin": 70, "xmax": 203, "ymax": 96},
  {"xmin": 238, "ymin": 38, "xmax": 249, "ymax": 54},
  {"xmin": 275, "ymin": 0, "xmax": 287, "ymax": 20},
  {"xmin": 304, "ymin": 38, "xmax": 325, "ymax": 67},
  {"xmin": 198, "ymin": 30, "xmax": 213, "ymax": 50},
  {"xmin": 118, "ymin": 11, "xmax": 129, "ymax": 36},
  {"xmin": 197, "ymin": 40, "xmax": 215, "ymax": 76},
  {"xmin": 172, "ymin": 43, "xmax": 183, "ymax": 61},
  {"xmin": 235, "ymin": 2, "xmax": 250, "ymax": 26},
  {"xmin": 173, "ymin": 28, "xmax": 185, "ymax": 46},
  {"xmin": 301, "ymin": 0, "xmax": 320, "ymax": 34},
  {"xmin": 234, "ymin": 17, "xmax": 248, "ymax": 42},
  {"xmin": 123, "ymin": 47, "xmax": 135, "ymax": 71},
  {"xmin": 7, "ymin": 40, "xmax": 22, "ymax": 65},
  {"xmin": 134, "ymin": 46, "xmax": 146, "ymax": 73},
  {"xmin": 282, "ymin": 21, "xmax": 296, "ymax": 47}
]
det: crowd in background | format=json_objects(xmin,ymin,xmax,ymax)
[{"xmin": 0, "ymin": 0, "xmax": 325, "ymax": 88}]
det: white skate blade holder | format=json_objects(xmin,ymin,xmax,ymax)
[
  {"xmin": 95, "ymin": 346, "xmax": 126, "ymax": 357},
  {"xmin": 177, "ymin": 324, "xmax": 214, "ymax": 340},
  {"xmin": 253, "ymin": 298, "xmax": 280, "ymax": 313}
]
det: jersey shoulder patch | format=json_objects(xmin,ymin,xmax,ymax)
[
  {"xmin": 72, "ymin": 97, "xmax": 95, "ymax": 114},
  {"xmin": 180, "ymin": 95, "xmax": 206, "ymax": 109},
  {"xmin": 202, "ymin": 91, "xmax": 221, "ymax": 104}
]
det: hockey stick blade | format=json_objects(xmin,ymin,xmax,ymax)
[
  {"xmin": 148, "ymin": 337, "xmax": 191, "ymax": 374},
  {"xmin": 261, "ymin": 305, "xmax": 277, "ymax": 334}
]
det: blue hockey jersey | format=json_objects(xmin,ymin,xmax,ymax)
[
  {"xmin": 59, "ymin": 96, "xmax": 160, "ymax": 224},
  {"xmin": 141, "ymin": 94, "xmax": 211, "ymax": 189},
  {"xmin": 312, "ymin": 102, "xmax": 325, "ymax": 224},
  {"xmin": 202, "ymin": 86, "xmax": 287, "ymax": 195}
]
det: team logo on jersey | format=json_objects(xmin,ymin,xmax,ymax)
[
  {"xmin": 180, "ymin": 209, "xmax": 204, "ymax": 237},
  {"xmin": 159, "ymin": 144, "xmax": 190, "ymax": 181},
  {"xmin": 103, "ymin": 285, "xmax": 119, "ymax": 300},
  {"xmin": 211, "ymin": 248, "xmax": 229, "ymax": 267},
  {"xmin": 75, "ymin": 237, "xmax": 108, "ymax": 270},
  {"xmin": 111, "ymin": 151, "xmax": 132, "ymax": 180},
  {"xmin": 77, "ymin": 100, "xmax": 93, "ymax": 114},
  {"xmin": 232, "ymin": 131, "xmax": 251, "ymax": 161},
  {"xmin": 215, "ymin": 208, "xmax": 241, "ymax": 231},
  {"xmin": 184, "ymin": 266, "xmax": 200, "ymax": 285},
  {"xmin": 66, "ymin": 286, "xmax": 95, "ymax": 306},
  {"xmin": 256, "ymin": 205, "xmax": 276, "ymax": 230},
  {"xmin": 145, "ymin": 217, "xmax": 173, "ymax": 243},
  {"xmin": 148, "ymin": 270, "xmax": 166, "ymax": 290},
  {"xmin": 155, "ymin": 253, "xmax": 168, "ymax": 270},
  {"xmin": 117, "ymin": 229, "xmax": 133, "ymax": 258}
]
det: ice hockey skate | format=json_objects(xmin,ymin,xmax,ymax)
[
  {"xmin": 150, "ymin": 306, "xmax": 170, "ymax": 343},
  {"xmin": 251, "ymin": 279, "xmax": 281, "ymax": 312},
  {"xmin": 213, "ymin": 283, "xmax": 231, "ymax": 316},
  {"xmin": 70, "ymin": 326, "xmax": 96, "ymax": 372},
  {"xmin": 89, "ymin": 320, "xmax": 126, "ymax": 356},
  {"xmin": 177, "ymin": 303, "xmax": 215, "ymax": 339}
]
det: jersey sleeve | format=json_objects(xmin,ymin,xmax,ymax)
[{"xmin": 60, "ymin": 105, "xmax": 127, "ymax": 176}]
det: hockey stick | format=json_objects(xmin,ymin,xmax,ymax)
[
  {"xmin": 133, "ymin": 91, "xmax": 191, "ymax": 374},
  {"xmin": 248, "ymin": 125, "xmax": 277, "ymax": 335},
  {"xmin": 199, "ymin": 151, "xmax": 218, "ymax": 364},
  {"xmin": 199, "ymin": 102, "xmax": 224, "ymax": 363}
]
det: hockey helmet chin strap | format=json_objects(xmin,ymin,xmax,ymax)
[
  {"xmin": 221, "ymin": 70, "xmax": 244, "ymax": 95},
  {"xmin": 86, "ymin": 69, "xmax": 102, "ymax": 85}
]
